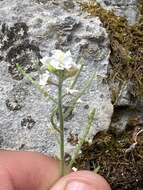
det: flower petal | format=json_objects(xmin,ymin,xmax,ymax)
[
  {"xmin": 50, "ymin": 59, "xmax": 64, "ymax": 70},
  {"xmin": 65, "ymin": 50, "xmax": 72, "ymax": 57},
  {"xmin": 40, "ymin": 56, "xmax": 50, "ymax": 65},
  {"xmin": 39, "ymin": 71, "xmax": 50, "ymax": 86},
  {"xmin": 51, "ymin": 49, "xmax": 64, "ymax": 60}
]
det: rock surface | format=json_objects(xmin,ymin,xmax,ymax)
[{"xmin": 0, "ymin": 0, "xmax": 113, "ymax": 156}]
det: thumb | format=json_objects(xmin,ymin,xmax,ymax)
[
  {"xmin": 0, "ymin": 166, "xmax": 14, "ymax": 190},
  {"xmin": 50, "ymin": 171, "xmax": 111, "ymax": 190}
]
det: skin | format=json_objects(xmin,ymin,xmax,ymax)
[{"xmin": 0, "ymin": 150, "xmax": 111, "ymax": 190}]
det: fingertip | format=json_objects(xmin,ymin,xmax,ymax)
[{"xmin": 50, "ymin": 170, "xmax": 111, "ymax": 190}]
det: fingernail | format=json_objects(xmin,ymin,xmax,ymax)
[{"xmin": 66, "ymin": 181, "xmax": 96, "ymax": 190}]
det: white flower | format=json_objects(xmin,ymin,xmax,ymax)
[
  {"xmin": 66, "ymin": 88, "xmax": 79, "ymax": 95},
  {"xmin": 40, "ymin": 56, "xmax": 50, "ymax": 70},
  {"xmin": 77, "ymin": 98, "xmax": 83, "ymax": 104},
  {"xmin": 72, "ymin": 167, "xmax": 78, "ymax": 172},
  {"xmin": 39, "ymin": 71, "xmax": 50, "ymax": 86},
  {"xmin": 40, "ymin": 49, "xmax": 80, "ymax": 78}
]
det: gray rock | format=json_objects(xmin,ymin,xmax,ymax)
[
  {"xmin": 112, "ymin": 82, "xmax": 132, "ymax": 107},
  {"xmin": 0, "ymin": 0, "xmax": 113, "ymax": 156},
  {"xmin": 110, "ymin": 108, "xmax": 130, "ymax": 133}
]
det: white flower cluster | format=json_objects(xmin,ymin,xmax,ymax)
[{"xmin": 39, "ymin": 50, "xmax": 80, "ymax": 86}]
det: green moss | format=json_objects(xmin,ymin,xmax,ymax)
[
  {"xmin": 81, "ymin": 0, "xmax": 143, "ymax": 98},
  {"xmin": 74, "ymin": 127, "xmax": 143, "ymax": 189}
]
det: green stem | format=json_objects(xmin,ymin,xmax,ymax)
[
  {"xmin": 58, "ymin": 76, "xmax": 65, "ymax": 177},
  {"xmin": 69, "ymin": 108, "xmax": 96, "ymax": 168},
  {"xmin": 64, "ymin": 71, "xmax": 96, "ymax": 120},
  {"xmin": 50, "ymin": 108, "xmax": 61, "ymax": 133},
  {"xmin": 70, "ymin": 62, "xmax": 84, "ymax": 89}
]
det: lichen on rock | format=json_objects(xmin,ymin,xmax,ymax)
[
  {"xmin": 0, "ymin": 22, "xmax": 41, "ymax": 80},
  {"xmin": 0, "ymin": 0, "xmax": 113, "ymax": 156}
]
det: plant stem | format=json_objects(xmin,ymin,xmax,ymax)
[
  {"xmin": 69, "ymin": 108, "xmax": 96, "ymax": 168},
  {"xmin": 58, "ymin": 76, "xmax": 65, "ymax": 177},
  {"xmin": 64, "ymin": 71, "xmax": 96, "ymax": 120},
  {"xmin": 70, "ymin": 62, "xmax": 84, "ymax": 89},
  {"xmin": 50, "ymin": 108, "xmax": 61, "ymax": 133}
]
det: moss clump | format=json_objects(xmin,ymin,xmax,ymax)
[
  {"xmin": 81, "ymin": 1, "xmax": 143, "ymax": 98},
  {"xmin": 75, "ymin": 128, "xmax": 143, "ymax": 190}
]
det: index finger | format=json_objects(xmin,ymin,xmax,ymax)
[{"xmin": 0, "ymin": 150, "xmax": 60, "ymax": 190}]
